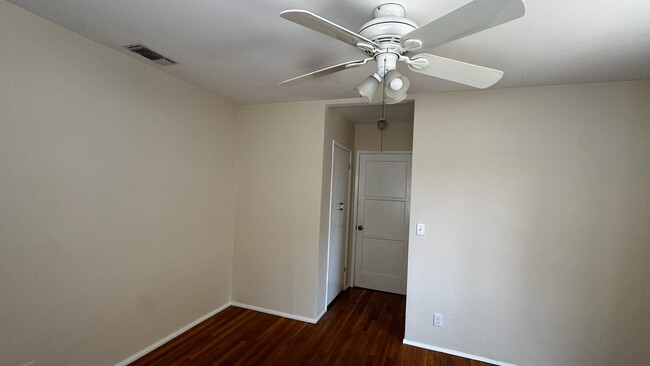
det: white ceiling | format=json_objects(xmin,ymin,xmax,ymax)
[{"xmin": 8, "ymin": 0, "xmax": 650, "ymax": 105}]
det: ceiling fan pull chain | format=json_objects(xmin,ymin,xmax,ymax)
[{"xmin": 379, "ymin": 55, "xmax": 387, "ymax": 154}]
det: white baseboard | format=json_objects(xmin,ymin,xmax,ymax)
[
  {"xmin": 115, "ymin": 302, "xmax": 232, "ymax": 366},
  {"xmin": 402, "ymin": 339, "xmax": 518, "ymax": 366},
  {"xmin": 231, "ymin": 302, "xmax": 320, "ymax": 324},
  {"xmin": 314, "ymin": 307, "xmax": 327, "ymax": 323}
]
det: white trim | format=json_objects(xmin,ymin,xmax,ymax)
[
  {"xmin": 314, "ymin": 307, "xmax": 327, "ymax": 323},
  {"xmin": 115, "ymin": 302, "xmax": 232, "ymax": 366},
  {"xmin": 325, "ymin": 140, "xmax": 352, "ymax": 311},
  {"xmin": 231, "ymin": 302, "xmax": 320, "ymax": 324},
  {"xmin": 340, "ymin": 143, "xmax": 353, "ymax": 291},
  {"xmin": 402, "ymin": 339, "xmax": 518, "ymax": 366}
]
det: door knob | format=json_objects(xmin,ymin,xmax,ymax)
[{"xmin": 357, "ymin": 225, "xmax": 363, "ymax": 230}]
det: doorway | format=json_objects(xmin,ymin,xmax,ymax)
[
  {"xmin": 326, "ymin": 142, "xmax": 352, "ymax": 306},
  {"xmin": 327, "ymin": 101, "xmax": 414, "ymax": 298},
  {"xmin": 353, "ymin": 152, "xmax": 411, "ymax": 294}
]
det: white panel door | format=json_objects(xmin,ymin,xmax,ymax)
[
  {"xmin": 354, "ymin": 153, "xmax": 411, "ymax": 295},
  {"xmin": 327, "ymin": 144, "xmax": 351, "ymax": 305}
]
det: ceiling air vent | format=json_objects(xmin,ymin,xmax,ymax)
[{"xmin": 124, "ymin": 44, "xmax": 176, "ymax": 65}]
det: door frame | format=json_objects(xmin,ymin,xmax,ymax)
[
  {"xmin": 325, "ymin": 140, "xmax": 352, "ymax": 306},
  {"xmin": 349, "ymin": 150, "xmax": 413, "ymax": 288}
]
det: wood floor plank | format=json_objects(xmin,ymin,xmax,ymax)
[{"xmin": 129, "ymin": 288, "xmax": 494, "ymax": 366}]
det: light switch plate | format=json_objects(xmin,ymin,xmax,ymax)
[{"xmin": 416, "ymin": 223, "xmax": 425, "ymax": 236}]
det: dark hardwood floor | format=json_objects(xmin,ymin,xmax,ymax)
[{"xmin": 130, "ymin": 288, "xmax": 492, "ymax": 365}]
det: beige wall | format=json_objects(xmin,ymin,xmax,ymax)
[
  {"xmin": 355, "ymin": 122, "xmax": 413, "ymax": 152},
  {"xmin": 233, "ymin": 101, "xmax": 327, "ymax": 319},
  {"xmin": 406, "ymin": 81, "xmax": 650, "ymax": 365},
  {"xmin": 316, "ymin": 108, "xmax": 355, "ymax": 314},
  {"xmin": 4, "ymin": 2, "xmax": 650, "ymax": 365},
  {"xmin": 0, "ymin": 2, "xmax": 238, "ymax": 365}
]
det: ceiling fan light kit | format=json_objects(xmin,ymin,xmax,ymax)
[
  {"xmin": 384, "ymin": 70, "xmax": 410, "ymax": 99},
  {"xmin": 354, "ymin": 74, "xmax": 382, "ymax": 99},
  {"xmin": 279, "ymin": 0, "xmax": 526, "ymax": 102}
]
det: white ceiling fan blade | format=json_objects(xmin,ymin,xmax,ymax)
[
  {"xmin": 279, "ymin": 59, "xmax": 368, "ymax": 86},
  {"xmin": 408, "ymin": 53, "xmax": 504, "ymax": 89},
  {"xmin": 402, "ymin": 0, "xmax": 526, "ymax": 51},
  {"xmin": 281, "ymin": 10, "xmax": 379, "ymax": 49}
]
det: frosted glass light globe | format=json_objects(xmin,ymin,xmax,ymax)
[{"xmin": 389, "ymin": 77, "xmax": 403, "ymax": 91}]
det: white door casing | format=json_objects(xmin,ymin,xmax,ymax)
[
  {"xmin": 326, "ymin": 142, "xmax": 351, "ymax": 306},
  {"xmin": 354, "ymin": 153, "xmax": 411, "ymax": 295}
]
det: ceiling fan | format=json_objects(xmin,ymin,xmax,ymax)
[{"xmin": 279, "ymin": 0, "xmax": 526, "ymax": 103}]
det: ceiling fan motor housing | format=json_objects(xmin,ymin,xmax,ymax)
[{"xmin": 358, "ymin": 3, "xmax": 417, "ymax": 48}]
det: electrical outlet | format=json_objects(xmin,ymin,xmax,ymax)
[{"xmin": 433, "ymin": 313, "xmax": 443, "ymax": 327}]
